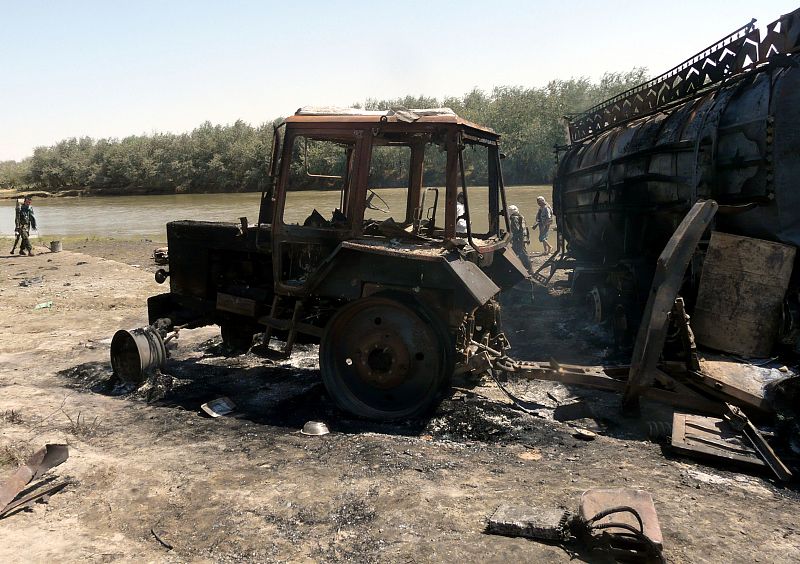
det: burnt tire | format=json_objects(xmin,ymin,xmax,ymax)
[{"xmin": 320, "ymin": 295, "xmax": 452, "ymax": 420}]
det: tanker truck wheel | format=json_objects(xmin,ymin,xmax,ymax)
[{"xmin": 320, "ymin": 295, "xmax": 452, "ymax": 420}]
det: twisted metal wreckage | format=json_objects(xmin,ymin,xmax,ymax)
[{"xmin": 111, "ymin": 8, "xmax": 800, "ymax": 484}]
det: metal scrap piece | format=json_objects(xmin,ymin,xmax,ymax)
[
  {"xmin": 671, "ymin": 412, "xmax": 764, "ymax": 467},
  {"xmin": 486, "ymin": 504, "xmax": 571, "ymax": 541},
  {"xmin": 200, "ymin": 397, "xmax": 236, "ymax": 418},
  {"xmin": 0, "ymin": 444, "xmax": 69, "ymax": 514},
  {"xmin": 725, "ymin": 403, "xmax": 793, "ymax": 481},
  {"xmin": 0, "ymin": 480, "xmax": 71, "ymax": 519},
  {"xmin": 579, "ymin": 488, "xmax": 663, "ymax": 548}
]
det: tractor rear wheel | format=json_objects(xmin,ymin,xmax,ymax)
[{"xmin": 320, "ymin": 295, "xmax": 451, "ymax": 420}]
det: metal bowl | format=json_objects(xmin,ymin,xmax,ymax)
[{"xmin": 300, "ymin": 421, "xmax": 330, "ymax": 436}]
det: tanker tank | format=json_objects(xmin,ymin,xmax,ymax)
[{"xmin": 555, "ymin": 8, "xmax": 800, "ymax": 267}]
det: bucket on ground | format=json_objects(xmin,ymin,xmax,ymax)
[
  {"xmin": 50, "ymin": 241, "xmax": 62, "ymax": 253},
  {"xmin": 110, "ymin": 326, "xmax": 166, "ymax": 383}
]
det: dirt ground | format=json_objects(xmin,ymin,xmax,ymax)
[{"xmin": 1, "ymin": 239, "xmax": 799, "ymax": 563}]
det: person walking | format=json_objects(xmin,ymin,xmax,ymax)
[
  {"xmin": 508, "ymin": 204, "xmax": 532, "ymax": 273},
  {"xmin": 534, "ymin": 195, "xmax": 553, "ymax": 255},
  {"xmin": 15, "ymin": 196, "xmax": 37, "ymax": 256},
  {"xmin": 455, "ymin": 192, "xmax": 468, "ymax": 235}
]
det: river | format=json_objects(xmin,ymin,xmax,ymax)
[{"xmin": 0, "ymin": 185, "xmax": 554, "ymax": 241}]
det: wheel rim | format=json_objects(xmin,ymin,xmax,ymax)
[{"xmin": 320, "ymin": 296, "xmax": 449, "ymax": 419}]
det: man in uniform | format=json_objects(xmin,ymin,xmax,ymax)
[
  {"xmin": 15, "ymin": 196, "xmax": 37, "ymax": 256},
  {"xmin": 534, "ymin": 195, "xmax": 553, "ymax": 255},
  {"xmin": 508, "ymin": 204, "xmax": 532, "ymax": 273}
]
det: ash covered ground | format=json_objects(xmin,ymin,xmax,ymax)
[{"xmin": 1, "ymin": 241, "xmax": 799, "ymax": 563}]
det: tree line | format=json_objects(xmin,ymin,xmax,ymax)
[{"xmin": 0, "ymin": 69, "xmax": 647, "ymax": 195}]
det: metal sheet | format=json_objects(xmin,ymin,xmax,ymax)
[
  {"xmin": 693, "ymin": 232, "xmax": 796, "ymax": 357},
  {"xmin": 0, "ymin": 444, "xmax": 69, "ymax": 514},
  {"xmin": 579, "ymin": 488, "xmax": 663, "ymax": 548},
  {"xmin": 443, "ymin": 254, "xmax": 500, "ymax": 307},
  {"xmin": 671, "ymin": 412, "xmax": 763, "ymax": 467}
]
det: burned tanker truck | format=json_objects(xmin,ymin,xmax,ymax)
[
  {"xmin": 112, "ymin": 108, "xmax": 528, "ymax": 420},
  {"xmin": 549, "ymin": 7, "xmax": 800, "ymax": 350}
]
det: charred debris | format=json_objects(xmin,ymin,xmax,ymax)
[{"xmin": 109, "ymin": 2, "xmax": 800, "ymax": 522}]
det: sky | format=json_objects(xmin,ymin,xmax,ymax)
[{"xmin": 1, "ymin": 0, "xmax": 797, "ymax": 161}]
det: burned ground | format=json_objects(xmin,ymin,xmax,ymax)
[{"xmin": 1, "ymin": 242, "xmax": 799, "ymax": 563}]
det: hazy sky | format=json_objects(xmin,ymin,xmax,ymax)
[{"xmin": 1, "ymin": 0, "xmax": 797, "ymax": 161}]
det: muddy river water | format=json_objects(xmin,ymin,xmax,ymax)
[{"xmin": 0, "ymin": 185, "xmax": 553, "ymax": 240}]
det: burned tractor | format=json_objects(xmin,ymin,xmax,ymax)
[
  {"xmin": 113, "ymin": 108, "xmax": 527, "ymax": 420},
  {"xmin": 549, "ymin": 7, "xmax": 800, "ymax": 340}
]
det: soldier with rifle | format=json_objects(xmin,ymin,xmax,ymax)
[{"xmin": 12, "ymin": 196, "xmax": 37, "ymax": 256}]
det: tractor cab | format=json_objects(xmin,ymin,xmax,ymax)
[{"xmin": 260, "ymin": 107, "xmax": 517, "ymax": 295}]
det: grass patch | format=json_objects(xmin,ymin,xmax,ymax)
[
  {"xmin": 0, "ymin": 441, "xmax": 32, "ymax": 468},
  {"xmin": 1, "ymin": 409, "xmax": 24, "ymax": 425},
  {"xmin": 62, "ymin": 410, "xmax": 101, "ymax": 440}
]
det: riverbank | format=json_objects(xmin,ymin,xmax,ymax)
[{"xmin": 0, "ymin": 183, "xmax": 554, "ymax": 200}]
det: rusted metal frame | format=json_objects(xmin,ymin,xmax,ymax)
[
  {"xmin": 406, "ymin": 142, "xmax": 425, "ymax": 225},
  {"xmin": 672, "ymin": 298, "xmax": 700, "ymax": 371},
  {"xmin": 566, "ymin": 24, "xmax": 793, "ymax": 146},
  {"xmin": 444, "ymin": 129, "xmax": 459, "ymax": 239},
  {"xmin": 567, "ymin": 16, "xmax": 800, "ymax": 143},
  {"xmin": 351, "ymin": 129, "xmax": 372, "ymax": 236},
  {"xmin": 457, "ymin": 141, "xmax": 509, "ymax": 255},
  {"xmin": 461, "ymin": 132, "xmax": 499, "ymax": 146},
  {"xmin": 663, "ymin": 367, "xmax": 772, "ymax": 412},
  {"xmin": 725, "ymin": 403, "xmax": 793, "ymax": 481},
  {"xmin": 487, "ymin": 145, "xmax": 500, "ymax": 237},
  {"xmin": 271, "ymin": 127, "xmax": 368, "ymax": 297},
  {"xmin": 511, "ymin": 363, "xmax": 722, "ymax": 413},
  {"xmin": 456, "ymin": 136, "xmax": 480, "ymax": 252},
  {"xmin": 282, "ymin": 300, "xmax": 303, "ymax": 356},
  {"xmin": 514, "ymin": 362, "xmax": 627, "ymax": 392},
  {"xmin": 261, "ymin": 295, "xmax": 280, "ymax": 345},
  {"xmin": 622, "ymin": 200, "xmax": 719, "ymax": 410},
  {"xmin": 257, "ymin": 123, "xmax": 285, "ymax": 232},
  {"xmin": 568, "ymin": 19, "xmax": 759, "ymax": 142},
  {"xmin": 648, "ymin": 368, "xmax": 724, "ymax": 414},
  {"xmin": 448, "ymin": 138, "xmax": 510, "ymax": 255},
  {"xmin": 495, "ymin": 147, "xmax": 512, "ymax": 242},
  {"xmin": 259, "ymin": 313, "xmax": 323, "ymax": 338},
  {"xmin": 531, "ymin": 250, "xmax": 575, "ymax": 287}
]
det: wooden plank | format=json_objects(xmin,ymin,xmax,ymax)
[
  {"xmin": 693, "ymin": 232, "xmax": 796, "ymax": 357},
  {"xmin": 623, "ymin": 200, "xmax": 719, "ymax": 410}
]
